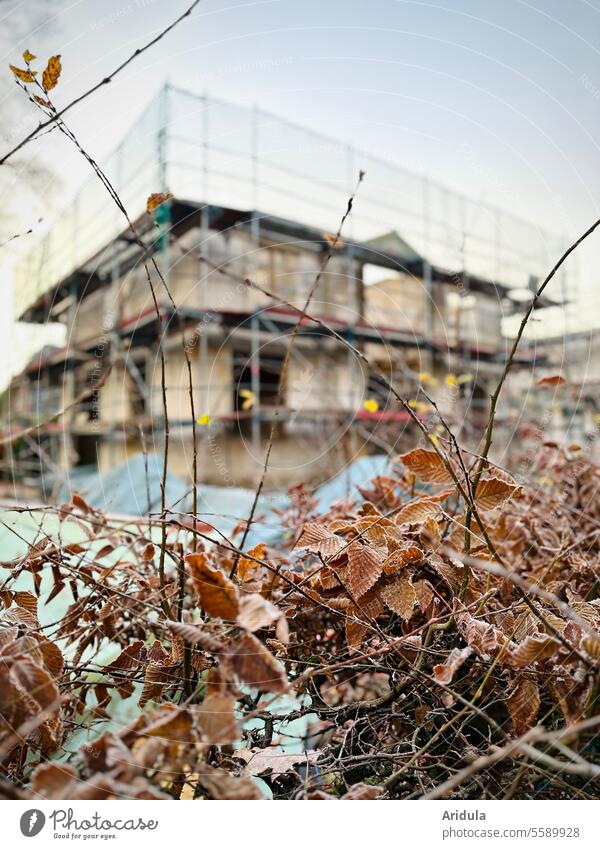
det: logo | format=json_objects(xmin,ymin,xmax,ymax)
[{"xmin": 20, "ymin": 810, "xmax": 46, "ymax": 837}]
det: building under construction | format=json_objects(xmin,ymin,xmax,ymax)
[{"xmin": 3, "ymin": 85, "xmax": 568, "ymax": 495}]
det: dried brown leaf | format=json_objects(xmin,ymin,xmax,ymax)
[
  {"xmin": 30, "ymin": 762, "xmax": 77, "ymax": 799},
  {"xmin": 433, "ymin": 647, "xmax": 473, "ymax": 686},
  {"xmin": 399, "ymin": 448, "xmax": 453, "ymax": 484},
  {"xmin": 186, "ymin": 553, "xmax": 239, "ymax": 620},
  {"xmin": 507, "ymin": 634, "xmax": 561, "ymax": 668},
  {"xmin": 237, "ymin": 593, "xmax": 281, "ymax": 632},
  {"xmin": 238, "ymin": 747, "xmax": 320, "ymax": 777},
  {"xmin": 476, "ymin": 476, "xmax": 520, "ymax": 511},
  {"xmin": 105, "ymin": 641, "xmax": 144, "ymax": 673},
  {"xmin": 381, "ymin": 573, "xmax": 416, "ymax": 620},
  {"xmin": 195, "ymin": 694, "xmax": 240, "ymax": 744},
  {"xmin": 238, "ymin": 543, "xmax": 266, "ymax": 582},
  {"xmin": 507, "ymin": 677, "xmax": 540, "ymax": 735},
  {"xmin": 138, "ymin": 663, "xmax": 174, "ymax": 708},
  {"xmin": 229, "ymin": 632, "xmax": 287, "ymax": 693},
  {"xmin": 143, "ymin": 707, "xmax": 193, "ymax": 742},
  {"xmin": 165, "ymin": 620, "xmax": 224, "ymax": 654},
  {"xmin": 347, "ymin": 543, "xmax": 384, "ymax": 598},
  {"xmin": 196, "ymin": 765, "xmax": 266, "ymax": 800}
]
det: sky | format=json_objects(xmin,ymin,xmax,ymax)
[{"xmin": 2, "ymin": 0, "xmax": 600, "ymax": 382}]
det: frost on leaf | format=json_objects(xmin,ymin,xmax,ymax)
[
  {"xmin": 507, "ymin": 634, "xmax": 560, "ymax": 668},
  {"xmin": 399, "ymin": 448, "xmax": 454, "ymax": 484},
  {"xmin": 433, "ymin": 646, "xmax": 472, "ymax": 686},
  {"xmin": 475, "ymin": 476, "xmax": 520, "ymax": 511},
  {"xmin": 381, "ymin": 573, "xmax": 417, "ymax": 620},
  {"xmin": 347, "ymin": 542, "xmax": 384, "ymax": 597},
  {"xmin": 294, "ymin": 522, "xmax": 347, "ymax": 559},
  {"xmin": 383, "ymin": 545, "xmax": 424, "ymax": 575}
]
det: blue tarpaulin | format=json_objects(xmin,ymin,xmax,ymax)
[{"xmin": 54, "ymin": 452, "xmax": 392, "ymax": 544}]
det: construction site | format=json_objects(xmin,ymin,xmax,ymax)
[{"xmin": 1, "ymin": 84, "xmax": 574, "ymax": 504}]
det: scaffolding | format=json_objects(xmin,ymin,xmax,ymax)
[
  {"xmin": 14, "ymin": 84, "xmax": 572, "ymax": 320},
  {"xmin": 5, "ymin": 84, "xmax": 573, "ymax": 493}
]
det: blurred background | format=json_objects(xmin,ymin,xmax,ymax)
[{"xmin": 2, "ymin": 0, "xmax": 600, "ymax": 508}]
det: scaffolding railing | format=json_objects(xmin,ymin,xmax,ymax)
[{"xmin": 14, "ymin": 84, "xmax": 572, "ymax": 319}]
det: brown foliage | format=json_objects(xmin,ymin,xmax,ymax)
[{"xmin": 0, "ymin": 443, "xmax": 598, "ymax": 802}]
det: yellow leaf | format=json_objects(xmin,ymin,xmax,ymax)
[
  {"xmin": 23, "ymin": 50, "xmax": 36, "ymax": 63},
  {"xmin": 408, "ymin": 399, "xmax": 432, "ymax": 414},
  {"xmin": 445, "ymin": 373, "xmax": 458, "ymax": 388},
  {"xmin": 457, "ymin": 373, "xmax": 473, "ymax": 384},
  {"xmin": 146, "ymin": 191, "xmax": 173, "ymax": 213},
  {"xmin": 363, "ymin": 398, "xmax": 379, "ymax": 413},
  {"xmin": 197, "ymin": 414, "xmax": 211, "ymax": 426},
  {"xmin": 9, "ymin": 64, "xmax": 37, "ymax": 83},
  {"xmin": 42, "ymin": 54, "xmax": 61, "ymax": 91},
  {"xmin": 240, "ymin": 388, "xmax": 256, "ymax": 410},
  {"xmin": 419, "ymin": 371, "xmax": 438, "ymax": 386}
]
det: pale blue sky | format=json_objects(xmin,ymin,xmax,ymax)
[{"xmin": 3, "ymin": 0, "xmax": 600, "ymax": 377}]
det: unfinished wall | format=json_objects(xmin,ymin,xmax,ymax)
[
  {"xmin": 456, "ymin": 292, "xmax": 503, "ymax": 351},
  {"xmin": 286, "ymin": 351, "xmax": 363, "ymax": 416},
  {"xmin": 96, "ymin": 365, "xmax": 130, "ymax": 426},
  {"xmin": 147, "ymin": 344, "xmax": 233, "ymax": 423},
  {"xmin": 365, "ymin": 275, "xmax": 428, "ymax": 336}
]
